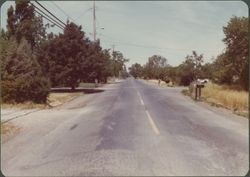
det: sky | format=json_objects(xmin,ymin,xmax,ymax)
[{"xmin": 0, "ymin": 1, "xmax": 248, "ymax": 67}]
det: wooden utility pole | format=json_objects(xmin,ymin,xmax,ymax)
[
  {"xmin": 112, "ymin": 44, "xmax": 116, "ymax": 77},
  {"xmin": 112, "ymin": 44, "xmax": 115, "ymax": 54},
  {"xmin": 93, "ymin": 0, "xmax": 96, "ymax": 41}
]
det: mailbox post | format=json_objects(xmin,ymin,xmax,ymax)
[{"xmin": 195, "ymin": 82, "xmax": 204, "ymax": 100}]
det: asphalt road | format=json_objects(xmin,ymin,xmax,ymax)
[{"xmin": 1, "ymin": 78, "xmax": 248, "ymax": 176}]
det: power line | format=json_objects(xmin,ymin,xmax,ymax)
[
  {"xmin": 50, "ymin": 1, "xmax": 74, "ymax": 22},
  {"xmin": 34, "ymin": 0, "xmax": 66, "ymax": 27},
  {"xmin": 100, "ymin": 34, "xmax": 221, "ymax": 52},
  {"xmin": 100, "ymin": 35, "xmax": 186, "ymax": 51},
  {"xmin": 73, "ymin": 8, "xmax": 92, "ymax": 21},
  {"xmin": 31, "ymin": 1, "xmax": 220, "ymax": 54},
  {"xmin": 34, "ymin": 9, "xmax": 64, "ymax": 30},
  {"xmin": 93, "ymin": 0, "xmax": 96, "ymax": 41},
  {"xmin": 30, "ymin": 3, "xmax": 65, "ymax": 30}
]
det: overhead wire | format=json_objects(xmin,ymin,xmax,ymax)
[
  {"xmin": 34, "ymin": 9, "xmax": 64, "ymax": 30},
  {"xmin": 30, "ymin": 2, "xmax": 220, "ymax": 54},
  {"xmin": 30, "ymin": 3, "xmax": 65, "ymax": 30},
  {"xmin": 50, "ymin": 1, "xmax": 75, "ymax": 22},
  {"xmin": 73, "ymin": 7, "xmax": 92, "ymax": 21},
  {"xmin": 34, "ymin": 0, "xmax": 66, "ymax": 26},
  {"xmin": 100, "ymin": 34, "xmax": 221, "ymax": 53}
]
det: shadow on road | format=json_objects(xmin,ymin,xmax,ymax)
[{"xmin": 50, "ymin": 88, "xmax": 105, "ymax": 94}]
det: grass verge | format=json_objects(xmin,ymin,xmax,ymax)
[
  {"xmin": 1, "ymin": 122, "xmax": 21, "ymax": 142},
  {"xmin": 183, "ymin": 82, "xmax": 248, "ymax": 117},
  {"xmin": 1, "ymin": 102, "xmax": 47, "ymax": 109},
  {"xmin": 79, "ymin": 82, "xmax": 96, "ymax": 88},
  {"xmin": 1, "ymin": 92, "xmax": 83, "ymax": 109},
  {"xmin": 47, "ymin": 92, "xmax": 83, "ymax": 107}
]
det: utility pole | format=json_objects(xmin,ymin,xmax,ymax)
[
  {"xmin": 112, "ymin": 44, "xmax": 115, "ymax": 78},
  {"xmin": 93, "ymin": 0, "xmax": 96, "ymax": 41},
  {"xmin": 112, "ymin": 44, "xmax": 115, "ymax": 54}
]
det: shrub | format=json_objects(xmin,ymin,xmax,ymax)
[
  {"xmin": 188, "ymin": 81, "xmax": 195, "ymax": 96},
  {"xmin": 1, "ymin": 38, "xmax": 50, "ymax": 103}
]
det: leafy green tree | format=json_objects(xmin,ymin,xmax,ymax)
[
  {"xmin": 210, "ymin": 16, "xmax": 248, "ymax": 90},
  {"xmin": 99, "ymin": 49, "xmax": 113, "ymax": 82},
  {"xmin": 111, "ymin": 51, "xmax": 129, "ymax": 77},
  {"xmin": 120, "ymin": 65, "xmax": 129, "ymax": 79},
  {"xmin": 39, "ymin": 24, "xmax": 119, "ymax": 87},
  {"xmin": 43, "ymin": 22, "xmax": 87, "ymax": 90},
  {"xmin": 200, "ymin": 62, "xmax": 214, "ymax": 79},
  {"xmin": 81, "ymin": 40, "xmax": 113, "ymax": 83},
  {"xmin": 144, "ymin": 55, "xmax": 168, "ymax": 79},
  {"xmin": 36, "ymin": 32, "xmax": 55, "ymax": 76},
  {"xmin": 6, "ymin": 0, "xmax": 46, "ymax": 51},
  {"xmin": 177, "ymin": 57, "xmax": 195, "ymax": 86},
  {"xmin": 6, "ymin": 5, "xmax": 16, "ymax": 37},
  {"xmin": 186, "ymin": 51, "xmax": 204, "ymax": 80},
  {"xmin": 166, "ymin": 66, "xmax": 178, "ymax": 84},
  {"xmin": 211, "ymin": 53, "xmax": 233, "ymax": 84},
  {"xmin": 0, "ymin": 29, "xmax": 8, "ymax": 40},
  {"xmin": 174, "ymin": 51, "xmax": 203, "ymax": 86},
  {"xmin": 222, "ymin": 16, "xmax": 248, "ymax": 90},
  {"xmin": 129, "ymin": 63, "xmax": 143, "ymax": 78},
  {"xmin": 1, "ymin": 38, "xmax": 50, "ymax": 103},
  {"xmin": 2, "ymin": 0, "xmax": 50, "ymax": 103},
  {"xmin": 0, "ymin": 34, "xmax": 10, "ymax": 79}
]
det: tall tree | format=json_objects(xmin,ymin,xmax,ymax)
[
  {"xmin": 222, "ymin": 16, "xmax": 248, "ymax": 89},
  {"xmin": 6, "ymin": 5, "xmax": 16, "ymax": 37},
  {"xmin": 81, "ymin": 40, "xmax": 112, "ymax": 83},
  {"xmin": 144, "ymin": 55, "xmax": 168, "ymax": 79},
  {"xmin": 185, "ymin": 51, "xmax": 204, "ymax": 80},
  {"xmin": 129, "ymin": 63, "xmax": 143, "ymax": 78},
  {"xmin": 6, "ymin": 0, "xmax": 46, "ymax": 50},
  {"xmin": 99, "ymin": 49, "xmax": 113, "ymax": 82},
  {"xmin": 44, "ymin": 22, "xmax": 87, "ymax": 90},
  {"xmin": 2, "ymin": 0, "xmax": 50, "ymax": 103},
  {"xmin": 212, "ymin": 53, "xmax": 234, "ymax": 84},
  {"xmin": 0, "ymin": 33, "xmax": 10, "ymax": 78},
  {"xmin": 177, "ymin": 57, "xmax": 195, "ymax": 86},
  {"xmin": 0, "ymin": 29, "xmax": 8, "ymax": 40},
  {"xmin": 175, "ymin": 51, "xmax": 203, "ymax": 86},
  {"xmin": 1, "ymin": 38, "xmax": 50, "ymax": 103},
  {"xmin": 111, "ymin": 50, "xmax": 129, "ymax": 77}
]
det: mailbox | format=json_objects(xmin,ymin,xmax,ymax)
[
  {"xmin": 196, "ymin": 84, "xmax": 204, "ymax": 88},
  {"xmin": 194, "ymin": 82, "xmax": 205, "ymax": 100}
]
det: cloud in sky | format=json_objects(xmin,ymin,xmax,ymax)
[{"xmin": 1, "ymin": 1, "xmax": 248, "ymax": 67}]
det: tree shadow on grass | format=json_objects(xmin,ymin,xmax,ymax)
[
  {"xmin": 50, "ymin": 88, "xmax": 105, "ymax": 94},
  {"xmin": 107, "ymin": 82, "xmax": 119, "ymax": 84}
]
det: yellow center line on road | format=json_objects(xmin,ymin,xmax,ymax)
[
  {"xmin": 137, "ymin": 91, "xmax": 145, "ymax": 105},
  {"xmin": 146, "ymin": 110, "xmax": 161, "ymax": 135},
  {"xmin": 140, "ymin": 98, "xmax": 145, "ymax": 105},
  {"xmin": 136, "ymin": 90, "xmax": 160, "ymax": 135}
]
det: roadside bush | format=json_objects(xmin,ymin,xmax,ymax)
[
  {"xmin": 1, "ymin": 38, "xmax": 50, "ymax": 103},
  {"xmin": 184, "ymin": 81, "xmax": 196, "ymax": 98},
  {"xmin": 188, "ymin": 81, "xmax": 195, "ymax": 95}
]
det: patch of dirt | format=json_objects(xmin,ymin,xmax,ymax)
[
  {"xmin": 47, "ymin": 93, "xmax": 83, "ymax": 107},
  {"xmin": 233, "ymin": 110, "xmax": 248, "ymax": 117},
  {"xmin": 1, "ymin": 122, "xmax": 21, "ymax": 143}
]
